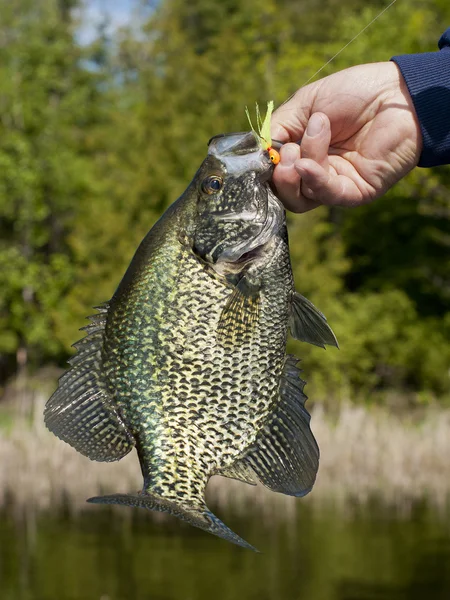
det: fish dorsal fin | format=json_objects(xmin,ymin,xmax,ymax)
[
  {"xmin": 241, "ymin": 356, "xmax": 319, "ymax": 497},
  {"xmin": 44, "ymin": 304, "xmax": 135, "ymax": 462},
  {"xmin": 290, "ymin": 292, "xmax": 339, "ymax": 349},
  {"xmin": 216, "ymin": 460, "xmax": 257, "ymax": 486}
]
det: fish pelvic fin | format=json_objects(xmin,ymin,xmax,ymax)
[
  {"xmin": 87, "ymin": 492, "xmax": 258, "ymax": 552},
  {"xmin": 217, "ymin": 281, "xmax": 260, "ymax": 344}
]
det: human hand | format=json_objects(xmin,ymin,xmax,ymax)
[{"xmin": 271, "ymin": 62, "xmax": 423, "ymax": 212}]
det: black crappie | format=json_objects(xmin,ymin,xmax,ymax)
[{"xmin": 44, "ymin": 131, "xmax": 337, "ymax": 551}]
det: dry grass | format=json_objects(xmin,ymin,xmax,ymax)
[{"xmin": 1, "ymin": 390, "xmax": 450, "ymax": 518}]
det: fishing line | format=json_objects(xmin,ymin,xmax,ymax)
[
  {"xmin": 277, "ymin": 0, "xmax": 398, "ymax": 108},
  {"xmin": 302, "ymin": 0, "xmax": 398, "ymax": 87}
]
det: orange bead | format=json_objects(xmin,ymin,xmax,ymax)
[{"xmin": 268, "ymin": 147, "xmax": 280, "ymax": 165}]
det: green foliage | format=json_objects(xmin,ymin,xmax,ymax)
[
  {"xmin": 0, "ymin": 0, "xmax": 104, "ymax": 371},
  {"xmin": 0, "ymin": 0, "xmax": 448, "ymax": 401},
  {"xmin": 342, "ymin": 172, "xmax": 450, "ymax": 316},
  {"xmin": 292, "ymin": 290, "xmax": 450, "ymax": 401}
]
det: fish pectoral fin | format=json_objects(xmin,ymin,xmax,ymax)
[
  {"xmin": 217, "ymin": 276, "xmax": 260, "ymax": 341},
  {"xmin": 241, "ymin": 356, "xmax": 319, "ymax": 497},
  {"xmin": 216, "ymin": 460, "xmax": 257, "ymax": 486},
  {"xmin": 88, "ymin": 492, "xmax": 258, "ymax": 551},
  {"xmin": 44, "ymin": 304, "xmax": 135, "ymax": 462},
  {"xmin": 290, "ymin": 292, "xmax": 339, "ymax": 348}
]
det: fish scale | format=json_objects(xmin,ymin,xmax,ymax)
[
  {"xmin": 105, "ymin": 232, "xmax": 290, "ymax": 501},
  {"xmin": 44, "ymin": 131, "xmax": 338, "ymax": 550}
]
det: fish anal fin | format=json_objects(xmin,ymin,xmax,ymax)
[
  {"xmin": 88, "ymin": 492, "xmax": 257, "ymax": 551},
  {"xmin": 216, "ymin": 460, "xmax": 257, "ymax": 486},
  {"xmin": 44, "ymin": 306, "xmax": 135, "ymax": 462},
  {"xmin": 242, "ymin": 355, "xmax": 319, "ymax": 497},
  {"xmin": 290, "ymin": 292, "xmax": 339, "ymax": 348}
]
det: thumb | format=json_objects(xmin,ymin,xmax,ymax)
[{"xmin": 300, "ymin": 112, "xmax": 331, "ymax": 170}]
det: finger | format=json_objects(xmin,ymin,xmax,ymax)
[
  {"xmin": 299, "ymin": 112, "xmax": 332, "ymax": 201},
  {"xmin": 272, "ymin": 143, "xmax": 321, "ymax": 213},
  {"xmin": 271, "ymin": 86, "xmax": 316, "ymax": 143},
  {"xmin": 300, "ymin": 113, "xmax": 331, "ymax": 169},
  {"xmin": 295, "ymin": 159, "xmax": 366, "ymax": 207}
]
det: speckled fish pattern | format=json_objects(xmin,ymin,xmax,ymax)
[{"xmin": 44, "ymin": 132, "xmax": 338, "ymax": 551}]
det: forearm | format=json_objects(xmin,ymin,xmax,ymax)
[{"xmin": 391, "ymin": 28, "xmax": 450, "ymax": 167}]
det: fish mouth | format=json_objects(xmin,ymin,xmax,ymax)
[
  {"xmin": 207, "ymin": 131, "xmax": 275, "ymax": 181},
  {"xmin": 207, "ymin": 131, "xmax": 281, "ymax": 184},
  {"xmin": 208, "ymin": 132, "xmax": 284, "ymax": 152},
  {"xmin": 208, "ymin": 132, "xmax": 258, "ymax": 155}
]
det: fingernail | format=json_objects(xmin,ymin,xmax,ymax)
[
  {"xmin": 280, "ymin": 144, "xmax": 298, "ymax": 166},
  {"xmin": 306, "ymin": 114, "xmax": 323, "ymax": 137}
]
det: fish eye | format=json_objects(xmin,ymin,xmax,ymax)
[{"xmin": 201, "ymin": 175, "xmax": 223, "ymax": 194}]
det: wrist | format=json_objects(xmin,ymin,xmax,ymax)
[
  {"xmin": 391, "ymin": 49, "xmax": 450, "ymax": 167},
  {"xmin": 388, "ymin": 61, "xmax": 423, "ymax": 164}
]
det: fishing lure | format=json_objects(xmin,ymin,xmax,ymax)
[{"xmin": 245, "ymin": 101, "xmax": 281, "ymax": 165}]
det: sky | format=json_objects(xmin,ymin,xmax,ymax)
[{"xmin": 77, "ymin": 0, "xmax": 141, "ymax": 45}]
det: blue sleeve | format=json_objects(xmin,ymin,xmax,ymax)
[{"xmin": 391, "ymin": 28, "xmax": 450, "ymax": 167}]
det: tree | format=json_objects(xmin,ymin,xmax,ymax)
[{"xmin": 0, "ymin": 0, "xmax": 103, "ymax": 377}]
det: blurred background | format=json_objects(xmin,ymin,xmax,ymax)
[{"xmin": 0, "ymin": 0, "xmax": 450, "ymax": 598}]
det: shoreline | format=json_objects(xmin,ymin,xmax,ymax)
[{"xmin": 1, "ymin": 394, "xmax": 450, "ymax": 518}]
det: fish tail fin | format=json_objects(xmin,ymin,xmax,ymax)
[{"xmin": 87, "ymin": 492, "xmax": 258, "ymax": 552}]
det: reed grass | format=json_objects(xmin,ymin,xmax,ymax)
[{"xmin": 1, "ymin": 390, "xmax": 450, "ymax": 518}]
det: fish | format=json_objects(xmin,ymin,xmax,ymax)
[{"xmin": 44, "ymin": 130, "xmax": 338, "ymax": 551}]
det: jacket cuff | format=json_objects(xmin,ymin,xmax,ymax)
[{"xmin": 391, "ymin": 41, "xmax": 450, "ymax": 168}]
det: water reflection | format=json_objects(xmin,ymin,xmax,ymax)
[{"xmin": 1, "ymin": 502, "xmax": 450, "ymax": 600}]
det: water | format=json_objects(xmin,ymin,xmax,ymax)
[{"xmin": 1, "ymin": 502, "xmax": 450, "ymax": 600}]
